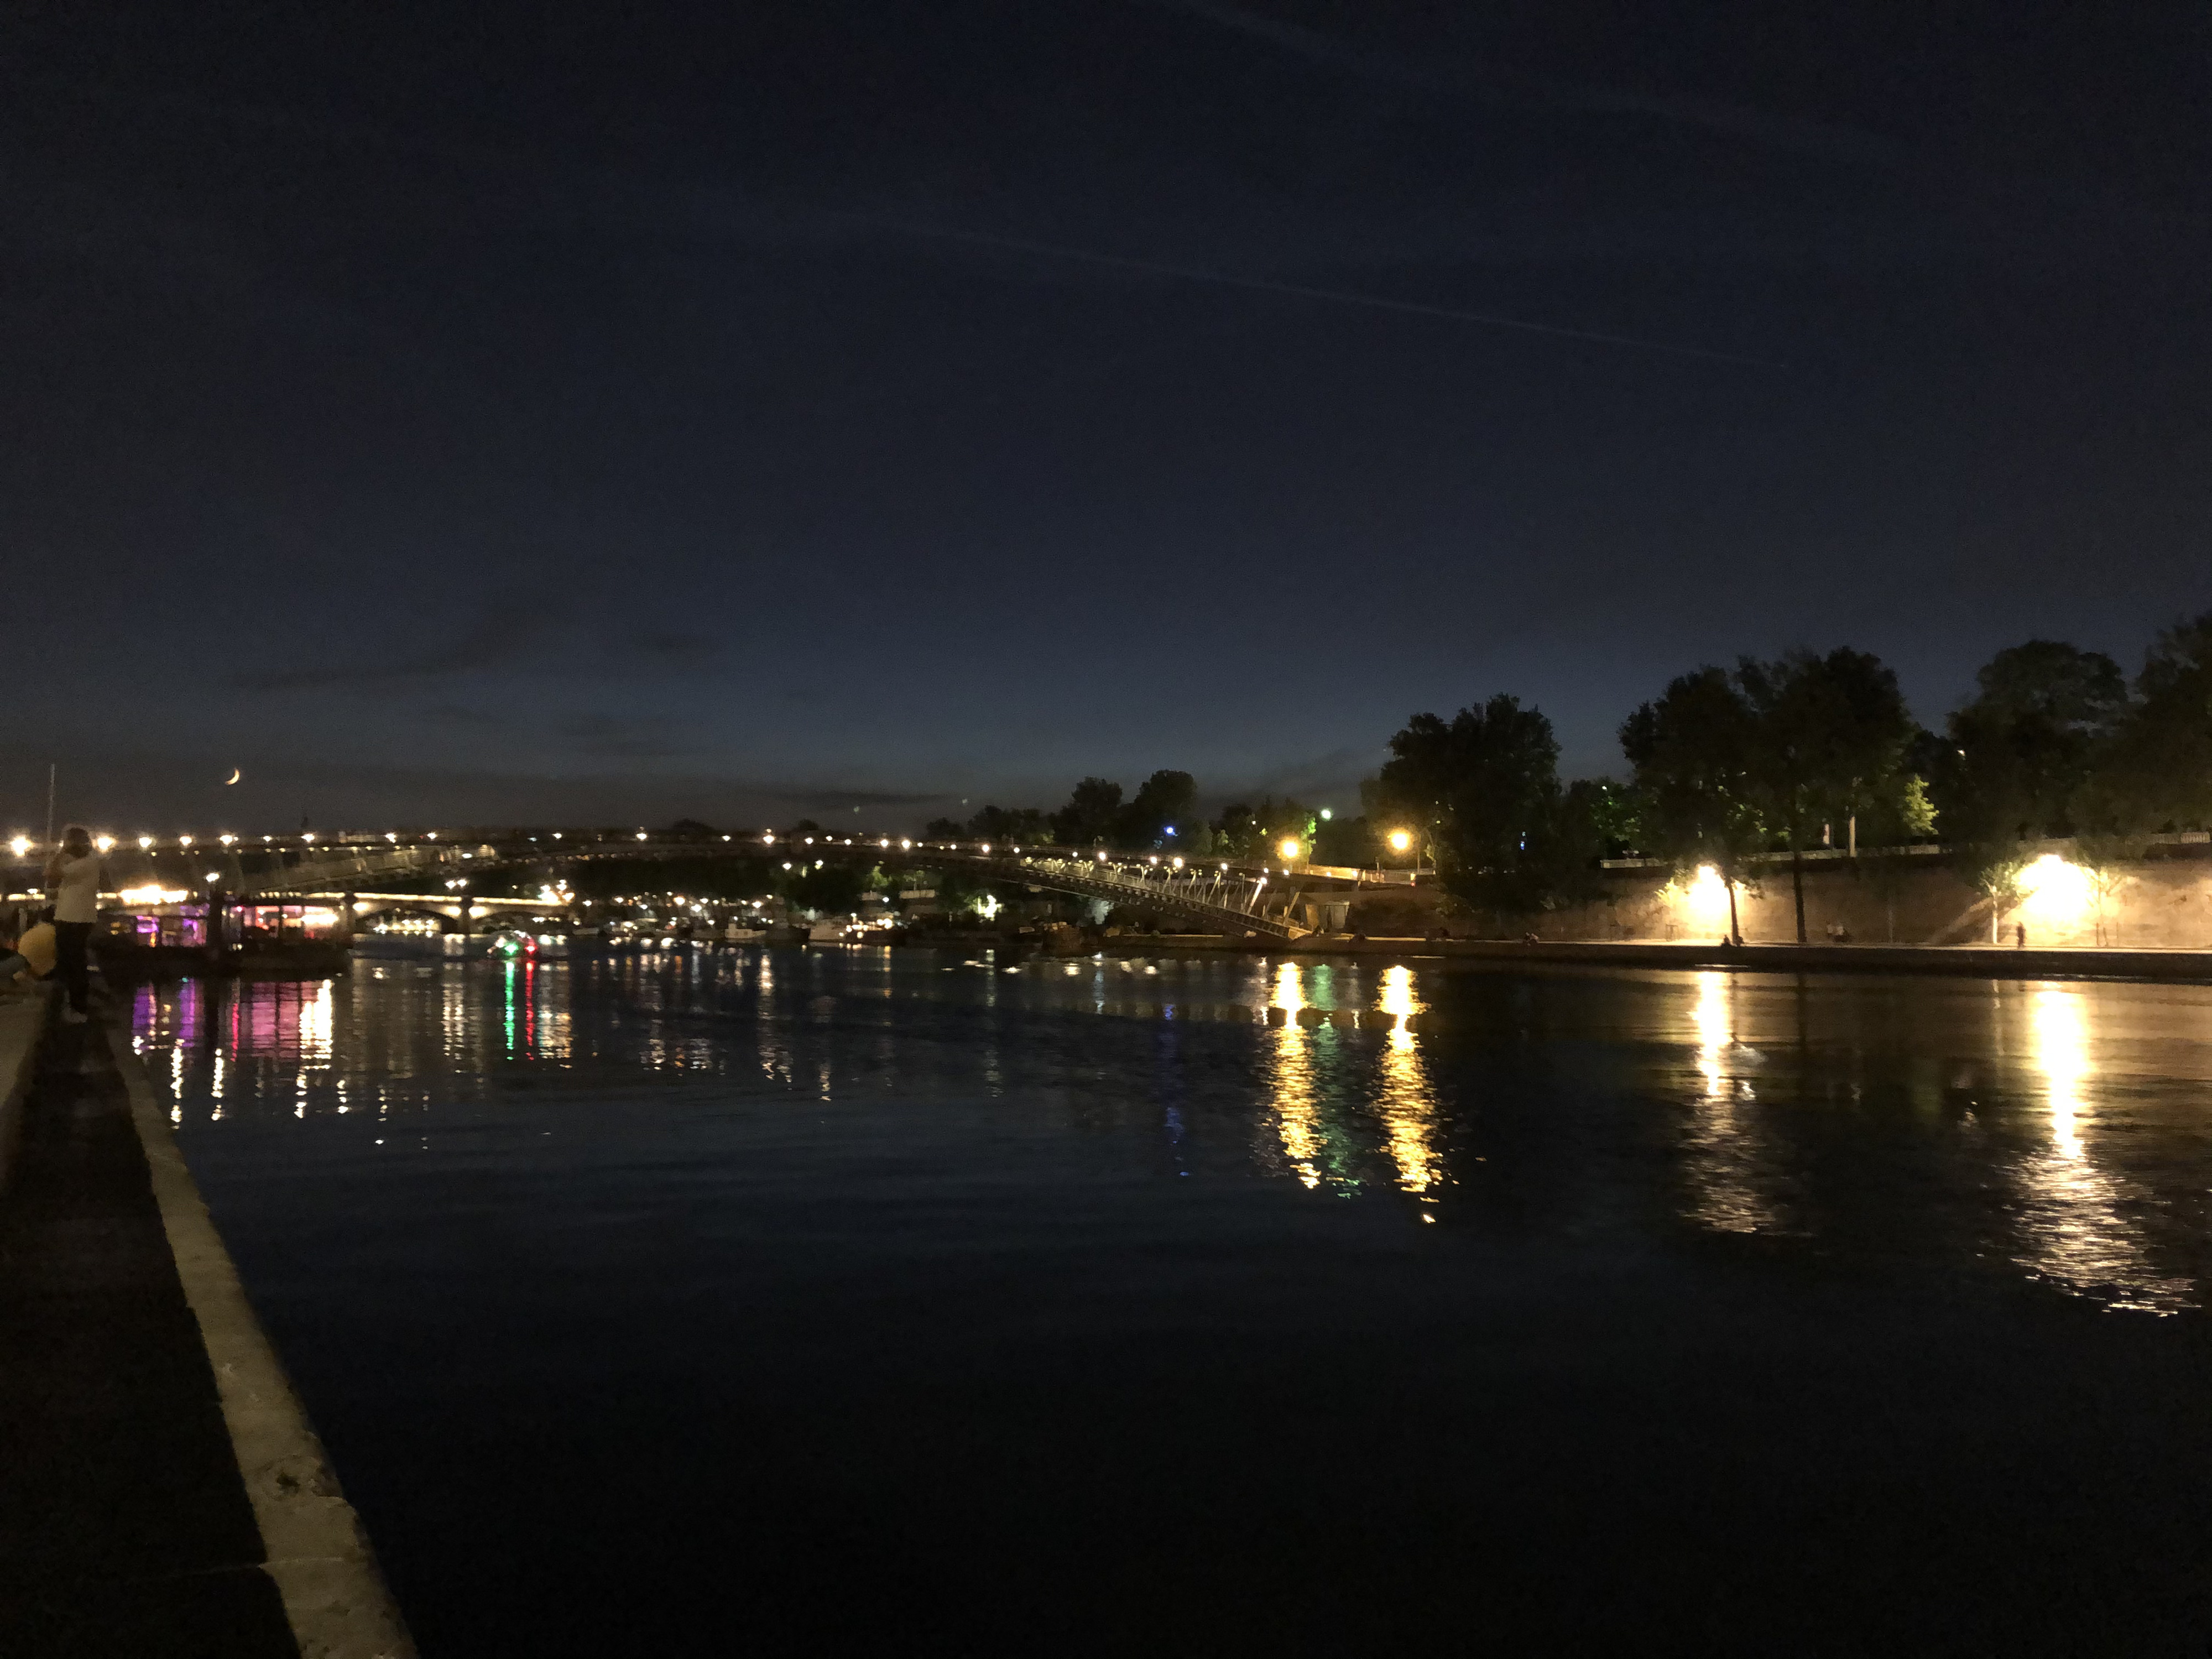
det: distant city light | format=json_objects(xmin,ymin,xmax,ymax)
[
  {"xmin": 94, "ymin": 835, "xmax": 115, "ymax": 852},
  {"xmin": 8, "ymin": 837, "xmax": 28, "ymax": 857},
  {"xmin": 219, "ymin": 834, "xmax": 235, "ymax": 847},
  {"xmin": 138, "ymin": 835, "xmax": 153, "ymax": 849},
  {"xmin": 180, "ymin": 834, "xmax": 195, "ymax": 848}
]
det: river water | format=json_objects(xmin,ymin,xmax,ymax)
[{"xmin": 129, "ymin": 949, "xmax": 2212, "ymax": 1656}]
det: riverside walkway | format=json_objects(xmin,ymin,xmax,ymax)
[{"xmin": 0, "ymin": 995, "xmax": 410, "ymax": 1658}]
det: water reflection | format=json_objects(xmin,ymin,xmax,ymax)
[
  {"xmin": 1265, "ymin": 962, "xmax": 1324, "ymax": 1188},
  {"xmin": 2009, "ymin": 985, "xmax": 2192, "ymax": 1315},
  {"xmin": 1677, "ymin": 972, "xmax": 1786, "ymax": 1236},
  {"xmin": 122, "ymin": 953, "xmax": 2212, "ymax": 1316},
  {"xmin": 1373, "ymin": 967, "xmax": 1439, "ymax": 1200}
]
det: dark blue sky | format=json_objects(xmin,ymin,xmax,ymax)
[{"xmin": 4, "ymin": 0, "xmax": 2207, "ymax": 834}]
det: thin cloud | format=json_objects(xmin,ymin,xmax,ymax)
[
  {"xmin": 1150, "ymin": 0, "xmax": 1907, "ymax": 168},
  {"xmin": 234, "ymin": 604, "xmax": 560, "ymax": 691}
]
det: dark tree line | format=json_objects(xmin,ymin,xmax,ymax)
[
  {"xmin": 879, "ymin": 610, "xmax": 2212, "ymax": 941},
  {"xmin": 927, "ymin": 770, "xmax": 1199, "ymax": 852},
  {"xmin": 1363, "ymin": 613, "xmax": 2212, "ymax": 943}
]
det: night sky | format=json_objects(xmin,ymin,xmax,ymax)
[{"xmin": 5, "ymin": 1, "xmax": 2207, "ymax": 834}]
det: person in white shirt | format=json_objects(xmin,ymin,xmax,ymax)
[{"xmin": 44, "ymin": 827, "xmax": 105, "ymax": 1024}]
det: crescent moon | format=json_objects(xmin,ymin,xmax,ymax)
[{"xmin": 224, "ymin": 769, "xmax": 241, "ymax": 785}]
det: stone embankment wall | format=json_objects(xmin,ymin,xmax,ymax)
[{"xmin": 1342, "ymin": 844, "xmax": 2212, "ymax": 949}]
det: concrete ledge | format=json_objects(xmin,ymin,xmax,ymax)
[
  {"xmin": 1296, "ymin": 938, "xmax": 2212, "ymax": 982},
  {"xmin": 0, "ymin": 983, "xmax": 54, "ymax": 1193},
  {"xmin": 1084, "ymin": 935, "xmax": 2212, "ymax": 983},
  {"xmin": 104, "ymin": 1017, "xmax": 417, "ymax": 1659}
]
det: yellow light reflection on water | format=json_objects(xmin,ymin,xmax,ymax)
[
  {"xmin": 1691, "ymin": 969, "xmax": 1729, "ymax": 1099},
  {"xmin": 1267, "ymin": 962, "xmax": 1322, "ymax": 1188},
  {"xmin": 1678, "ymin": 971, "xmax": 1779, "ymax": 1235},
  {"xmin": 2031, "ymin": 987, "xmax": 2088, "ymax": 1159},
  {"xmin": 1374, "ymin": 966, "xmax": 1439, "ymax": 1197},
  {"xmin": 2009, "ymin": 984, "xmax": 2190, "ymax": 1312}
]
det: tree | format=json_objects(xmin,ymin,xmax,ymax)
[
  {"xmin": 1115, "ymin": 770, "xmax": 1197, "ymax": 849},
  {"xmin": 1311, "ymin": 811, "xmax": 1376, "ymax": 867},
  {"xmin": 1735, "ymin": 648, "xmax": 1918, "ymax": 943},
  {"xmin": 1936, "ymin": 640, "xmax": 2128, "ymax": 845},
  {"xmin": 782, "ymin": 861, "xmax": 871, "ymax": 917},
  {"xmin": 2089, "ymin": 611, "xmax": 2212, "ymax": 834},
  {"xmin": 966, "ymin": 805, "xmax": 1050, "ymax": 844},
  {"xmin": 1620, "ymin": 668, "xmax": 1766, "ymax": 945},
  {"xmin": 1211, "ymin": 797, "xmax": 1315, "ymax": 860},
  {"xmin": 1376, "ymin": 695, "xmax": 1597, "ymax": 926},
  {"xmin": 1050, "ymin": 778, "xmax": 1123, "ymax": 846}
]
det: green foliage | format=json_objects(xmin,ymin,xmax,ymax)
[
  {"xmin": 2090, "ymin": 611, "xmax": 2212, "ymax": 833},
  {"xmin": 1310, "ymin": 811, "xmax": 1375, "ymax": 866},
  {"xmin": 1620, "ymin": 667, "xmax": 1768, "ymax": 906},
  {"xmin": 1934, "ymin": 639, "xmax": 2128, "ymax": 843},
  {"xmin": 1735, "ymin": 648, "xmax": 1919, "ymax": 848},
  {"xmin": 1211, "ymin": 797, "xmax": 1316, "ymax": 860},
  {"xmin": 1376, "ymin": 695, "xmax": 1598, "ymax": 920}
]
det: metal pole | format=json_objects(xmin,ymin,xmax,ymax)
[{"xmin": 45, "ymin": 763, "xmax": 55, "ymax": 846}]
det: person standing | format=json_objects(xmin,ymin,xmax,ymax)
[{"xmin": 44, "ymin": 826, "xmax": 105, "ymax": 1024}]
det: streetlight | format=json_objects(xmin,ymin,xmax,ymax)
[
  {"xmin": 1387, "ymin": 830, "xmax": 1413, "ymax": 853},
  {"xmin": 1278, "ymin": 838, "xmax": 1302, "ymax": 862}
]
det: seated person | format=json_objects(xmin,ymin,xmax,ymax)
[{"xmin": 1, "ymin": 911, "xmax": 56, "ymax": 993}]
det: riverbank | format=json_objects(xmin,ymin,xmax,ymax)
[
  {"xmin": 0, "ymin": 999, "xmax": 411, "ymax": 1657},
  {"xmin": 1089, "ymin": 933, "xmax": 2212, "ymax": 983}
]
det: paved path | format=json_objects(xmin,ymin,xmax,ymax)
[{"xmin": 0, "ymin": 1008, "xmax": 299, "ymax": 1658}]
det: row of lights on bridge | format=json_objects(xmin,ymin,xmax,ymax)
[{"xmin": 8, "ymin": 824, "xmax": 1421, "ymax": 868}]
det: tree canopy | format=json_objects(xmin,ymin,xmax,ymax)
[{"xmin": 1376, "ymin": 694, "xmax": 1598, "ymax": 921}]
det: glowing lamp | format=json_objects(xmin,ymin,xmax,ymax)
[
  {"xmin": 1279, "ymin": 839, "xmax": 1302, "ymax": 862},
  {"xmin": 1387, "ymin": 830, "xmax": 1413, "ymax": 853}
]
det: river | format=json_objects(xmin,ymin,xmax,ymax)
[{"xmin": 128, "ymin": 948, "xmax": 2212, "ymax": 1656}]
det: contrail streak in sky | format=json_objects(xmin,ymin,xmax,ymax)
[{"xmin": 832, "ymin": 211, "xmax": 1787, "ymax": 369}]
